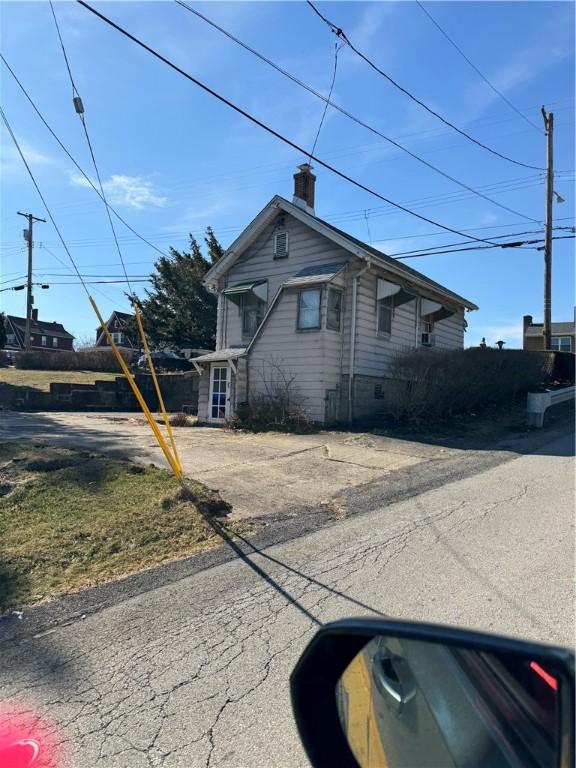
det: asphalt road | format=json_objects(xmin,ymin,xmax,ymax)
[{"xmin": 1, "ymin": 432, "xmax": 574, "ymax": 767}]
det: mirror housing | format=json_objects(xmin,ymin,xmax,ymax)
[{"xmin": 290, "ymin": 618, "xmax": 574, "ymax": 768}]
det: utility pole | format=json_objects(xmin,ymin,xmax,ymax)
[
  {"xmin": 541, "ymin": 108, "xmax": 554, "ymax": 351},
  {"xmin": 17, "ymin": 211, "xmax": 46, "ymax": 351}
]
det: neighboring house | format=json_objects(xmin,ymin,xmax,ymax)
[
  {"xmin": 4, "ymin": 311, "xmax": 75, "ymax": 359},
  {"xmin": 95, "ymin": 311, "xmax": 135, "ymax": 348},
  {"xmin": 523, "ymin": 314, "xmax": 575, "ymax": 352},
  {"xmin": 193, "ymin": 165, "xmax": 478, "ymax": 425}
]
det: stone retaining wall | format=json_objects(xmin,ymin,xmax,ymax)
[{"xmin": 7, "ymin": 373, "xmax": 199, "ymax": 413}]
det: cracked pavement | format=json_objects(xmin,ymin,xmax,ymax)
[
  {"xmin": 0, "ymin": 411, "xmax": 457, "ymax": 519},
  {"xmin": 0, "ymin": 432, "xmax": 574, "ymax": 767}
]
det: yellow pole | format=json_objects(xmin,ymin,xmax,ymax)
[
  {"xmin": 89, "ymin": 296, "xmax": 182, "ymax": 480},
  {"xmin": 134, "ymin": 308, "xmax": 182, "ymax": 475}
]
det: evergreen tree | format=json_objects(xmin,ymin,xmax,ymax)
[{"xmin": 127, "ymin": 228, "xmax": 222, "ymax": 351}]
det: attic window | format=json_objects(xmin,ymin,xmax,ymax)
[{"xmin": 273, "ymin": 231, "xmax": 288, "ymax": 259}]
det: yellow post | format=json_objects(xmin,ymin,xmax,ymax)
[
  {"xmin": 89, "ymin": 296, "xmax": 182, "ymax": 481},
  {"xmin": 134, "ymin": 308, "xmax": 182, "ymax": 475}
]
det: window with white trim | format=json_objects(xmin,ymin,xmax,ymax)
[
  {"xmin": 327, "ymin": 287, "xmax": 342, "ymax": 331},
  {"xmin": 550, "ymin": 336, "xmax": 572, "ymax": 352},
  {"xmin": 52, "ymin": 337, "xmax": 59, "ymax": 348},
  {"xmin": 41, "ymin": 335, "xmax": 47, "ymax": 347},
  {"xmin": 6, "ymin": 333, "xmax": 16, "ymax": 345},
  {"xmin": 273, "ymin": 231, "xmax": 288, "ymax": 259},
  {"xmin": 377, "ymin": 296, "xmax": 393, "ymax": 335},
  {"xmin": 112, "ymin": 332, "xmax": 124, "ymax": 344},
  {"xmin": 298, "ymin": 287, "xmax": 321, "ymax": 330}
]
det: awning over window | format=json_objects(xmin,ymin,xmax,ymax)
[
  {"xmin": 377, "ymin": 278, "xmax": 416, "ymax": 308},
  {"xmin": 421, "ymin": 298, "xmax": 455, "ymax": 322},
  {"xmin": 223, "ymin": 280, "xmax": 267, "ymax": 303},
  {"xmin": 191, "ymin": 347, "xmax": 247, "ymax": 363},
  {"xmin": 430, "ymin": 306, "xmax": 455, "ymax": 323},
  {"xmin": 284, "ymin": 261, "xmax": 347, "ymax": 287},
  {"xmin": 420, "ymin": 299, "xmax": 443, "ymax": 317}
]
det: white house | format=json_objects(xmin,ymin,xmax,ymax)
[{"xmin": 193, "ymin": 165, "xmax": 478, "ymax": 425}]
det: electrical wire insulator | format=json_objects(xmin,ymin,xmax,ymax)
[{"xmin": 73, "ymin": 96, "xmax": 84, "ymax": 114}]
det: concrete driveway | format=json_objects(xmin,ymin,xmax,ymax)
[{"xmin": 0, "ymin": 411, "xmax": 460, "ymax": 519}]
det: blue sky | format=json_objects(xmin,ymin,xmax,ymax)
[{"xmin": 1, "ymin": 0, "xmax": 574, "ymax": 346}]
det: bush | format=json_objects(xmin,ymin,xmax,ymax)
[
  {"xmin": 228, "ymin": 357, "xmax": 316, "ymax": 433},
  {"xmin": 230, "ymin": 396, "xmax": 315, "ymax": 433},
  {"xmin": 169, "ymin": 412, "xmax": 192, "ymax": 427},
  {"xmin": 14, "ymin": 348, "xmax": 138, "ymax": 372},
  {"xmin": 383, "ymin": 348, "xmax": 552, "ymax": 426}
]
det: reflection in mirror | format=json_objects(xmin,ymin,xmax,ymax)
[{"xmin": 336, "ymin": 635, "xmax": 560, "ymax": 768}]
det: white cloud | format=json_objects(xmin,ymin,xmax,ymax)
[
  {"xmin": 1, "ymin": 130, "xmax": 55, "ymax": 177},
  {"xmin": 460, "ymin": 11, "xmax": 573, "ymax": 125},
  {"xmin": 346, "ymin": 2, "xmax": 397, "ymax": 60},
  {"xmin": 71, "ymin": 174, "xmax": 168, "ymax": 209}
]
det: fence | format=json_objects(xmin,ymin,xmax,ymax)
[{"xmin": 526, "ymin": 386, "xmax": 575, "ymax": 428}]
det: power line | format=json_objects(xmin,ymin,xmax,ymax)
[
  {"xmin": 33, "ymin": 272, "xmax": 151, "ymax": 278},
  {"xmin": 395, "ymin": 234, "xmax": 575, "ymax": 260},
  {"xmin": 0, "ymin": 175, "xmax": 543, "ymax": 252},
  {"xmin": 0, "ymin": 274, "xmax": 27, "ymax": 286},
  {"xmin": 37, "ymin": 278, "xmax": 150, "ymax": 285},
  {"xmin": 390, "ymin": 226, "xmax": 573, "ymax": 257},
  {"xmin": 77, "ymin": 1, "xmax": 505, "ymax": 246},
  {"xmin": 0, "ymin": 53, "xmax": 169, "ymax": 259},
  {"xmin": 309, "ymin": 41, "xmax": 343, "ymax": 160},
  {"xmin": 416, "ymin": 2, "xmax": 542, "ymax": 134},
  {"xmin": 0, "ymin": 105, "xmax": 89, "ymax": 294},
  {"xmin": 40, "ymin": 245, "xmax": 125, "ymax": 309},
  {"xmin": 306, "ymin": 0, "xmax": 545, "ymax": 171},
  {"xmin": 18, "ymin": 219, "xmax": 570, "ymax": 263},
  {"xmin": 176, "ymin": 1, "xmax": 539, "ymax": 223},
  {"xmin": 50, "ymin": 1, "xmax": 134, "ymax": 294}
]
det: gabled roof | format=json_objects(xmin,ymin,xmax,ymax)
[
  {"xmin": 96, "ymin": 310, "xmax": 134, "ymax": 332},
  {"xmin": 6, "ymin": 315, "xmax": 74, "ymax": 339},
  {"xmin": 204, "ymin": 195, "xmax": 478, "ymax": 310},
  {"xmin": 95, "ymin": 310, "xmax": 136, "ymax": 346}
]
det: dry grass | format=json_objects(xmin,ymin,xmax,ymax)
[
  {"xmin": 0, "ymin": 443, "xmax": 253, "ymax": 610},
  {"xmin": 0, "ymin": 368, "xmax": 118, "ymax": 393}
]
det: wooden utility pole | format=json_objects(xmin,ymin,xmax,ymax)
[
  {"xmin": 17, "ymin": 211, "xmax": 46, "ymax": 351},
  {"xmin": 541, "ymin": 108, "xmax": 554, "ymax": 351}
]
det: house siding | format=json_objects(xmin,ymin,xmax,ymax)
[
  {"xmin": 200, "ymin": 206, "xmax": 473, "ymax": 425},
  {"xmin": 197, "ymin": 369, "xmax": 210, "ymax": 422},
  {"xmin": 352, "ymin": 273, "xmax": 465, "ymax": 378},
  {"xmin": 218, "ymin": 214, "xmax": 355, "ymax": 350},
  {"xmin": 248, "ymin": 289, "xmax": 339, "ymax": 423}
]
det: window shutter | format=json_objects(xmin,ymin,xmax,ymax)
[{"xmin": 274, "ymin": 231, "xmax": 288, "ymax": 259}]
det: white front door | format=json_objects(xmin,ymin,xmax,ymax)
[{"xmin": 208, "ymin": 364, "xmax": 230, "ymax": 422}]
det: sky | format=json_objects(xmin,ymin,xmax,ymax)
[{"xmin": 1, "ymin": 0, "xmax": 574, "ymax": 347}]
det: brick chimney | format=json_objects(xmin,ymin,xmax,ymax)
[
  {"xmin": 523, "ymin": 314, "xmax": 533, "ymax": 332},
  {"xmin": 293, "ymin": 164, "xmax": 316, "ymax": 215}
]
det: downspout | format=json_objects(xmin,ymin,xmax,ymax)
[{"xmin": 348, "ymin": 260, "xmax": 371, "ymax": 424}]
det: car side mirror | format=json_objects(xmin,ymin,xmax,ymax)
[{"xmin": 290, "ymin": 619, "xmax": 574, "ymax": 768}]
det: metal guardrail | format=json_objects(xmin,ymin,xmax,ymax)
[{"xmin": 527, "ymin": 386, "xmax": 575, "ymax": 427}]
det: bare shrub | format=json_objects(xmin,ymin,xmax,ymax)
[
  {"xmin": 384, "ymin": 348, "xmax": 550, "ymax": 426},
  {"xmin": 14, "ymin": 348, "xmax": 137, "ymax": 372},
  {"xmin": 229, "ymin": 358, "xmax": 316, "ymax": 433},
  {"xmin": 169, "ymin": 411, "xmax": 191, "ymax": 427}
]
